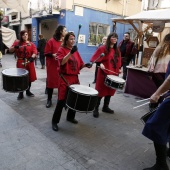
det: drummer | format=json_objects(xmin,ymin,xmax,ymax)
[
  {"xmin": 52, "ymin": 32, "xmax": 92, "ymax": 131},
  {"xmin": 142, "ymin": 61, "xmax": 170, "ymax": 170},
  {"xmin": 90, "ymin": 32, "xmax": 121, "ymax": 118},
  {"xmin": 9, "ymin": 30, "xmax": 37, "ymax": 100}
]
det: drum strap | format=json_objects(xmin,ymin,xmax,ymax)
[{"xmin": 60, "ymin": 74, "xmax": 70, "ymax": 86}]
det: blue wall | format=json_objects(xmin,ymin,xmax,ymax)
[
  {"xmin": 64, "ymin": 7, "xmax": 134, "ymax": 62},
  {"xmin": 32, "ymin": 7, "xmax": 134, "ymax": 62}
]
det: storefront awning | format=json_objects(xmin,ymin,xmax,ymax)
[
  {"xmin": 111, "ymin": 9, "xmax": 170, "ymax": 23},
  {"xmin": 125, "ymin": 9, "xmax": 170, "ymax": 23},
  {"xmin": 2, "ymin": 26, "xmax": 17, "ymax": 48}
]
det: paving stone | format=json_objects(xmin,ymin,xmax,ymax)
[{"xmin": 0, "ymin": 54, "xmax": 170, "ymax": 170}]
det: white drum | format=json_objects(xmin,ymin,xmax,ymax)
[
  {"xmin": 104, "ymin": 75, "xmax": 125, "ymax": 90},
  {"xmin": 66, "ymin": 84, "xmax": 98, "ymax": 112}
]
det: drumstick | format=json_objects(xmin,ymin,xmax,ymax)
[
  {"xmin": 97, "ymin": 66, "xmax": 118, "ymax": 75},
  {"xmin": 92, "ymin": 53, "xmax": 105, "ymax": 64},
  {"xmin": 136, "ymin": 98, "xmax": 150, "ymax": 103},
  {"xmin": 133, "ymin": 101, "xmax": 150, "ymax": 109},
  {"xmin": 76, "ymin": 24, "xmax": 82, "ymax": 46}
]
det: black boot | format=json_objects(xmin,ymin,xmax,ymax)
[
  {"xmin": 45, "ymin": 88, "xmax": 48, "ymax": 94},
  {"xmin": 102, "ymin": 96, "xmax": 114, "ymax": 114},
  {"xmin": 46, "ymin": 88, "xmax": 53, "ymax": 108},
  {"xmin": 93, "ymin": 97, "xmax": 102, "ymax": 118},
  {"xmin": 26, "ymin": 82, "xmax": 34, "ymax": 97},
  {"xmin": 17, "ymin": 92, "xmax": 24, "ymax": 100},
  {"xmin": 143, "ymin": 142, "xmax": 169, "ymax": 170},
  {"xmin": 52, "ymin": 100, "xmax": 65, "ymax": 131},
  {"xmin": 167, "ymin": 143, "xmax": 170, "ymax": 160},
  {"xmin": 46, "ymin": 99, "xmax": 52, "ymax": 108}
]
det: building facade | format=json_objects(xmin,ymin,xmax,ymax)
[{"xmin": 5, "ymin": 0, "xmax": 142, "ymax": 62}]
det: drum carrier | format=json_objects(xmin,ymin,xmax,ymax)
[
  {"xmin": 2, "ymin": 68, "xmax": 29, "ymax": 92},
  {"xmin": 66, "ymin": 84, "xmax": 98, "ymax": 113},
  {"xmin": 104, "ymin": 75, "xmax": 125, "ymax": 90}
]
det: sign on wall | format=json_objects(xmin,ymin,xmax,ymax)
[
  {"xmin": 78, "ymin": 34, "xmax": 85, "ymax": 44},
  {"xmin": 75, "ymin": 6, "xmax": 84, "ymax": 16},
  {"xmin": 32, "ymin": 26, "xmax": 36, "ymax": 42}
]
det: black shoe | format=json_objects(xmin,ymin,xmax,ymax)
[
  {"xmin": 102, "ymin": 107, "xmax": 114, "ymax": 114},
  {"xmin": 17, "ymin": 92, "xmax": 24, "ymax": 100},
  {"xmin": 26, "ymin": 91, "xmax": 34, "ymax": 97},
  {"xmin": 143, "ymin": 163, "xmax": 168, "ymax": 170},
  {"xmin": 46, "ymin": 99, "xmax": 52, "ymax": 108},
  {"xmin": 45, "ymin": 88, "xmax": 48, "ymax": 94},
  {"xmin": 52, "ymin": 123, "xmax": 58, "ymax": 131},
  {"xmin": 167, "ymin": 148, "xmax": 170, "ymax": 160},
  {"xmin": 93, "ymin": 109, "xmax": 99, "ymax": 118},
  {"xmin": 92, "ymin": 81, "xmax": 96, "ymax": 84},
  {"xmin": 67, "ymin": 119, "xmax": 78, "ymax": 124}
]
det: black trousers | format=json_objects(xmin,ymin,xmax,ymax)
[
  {"xmin": 47, "ymin": 88, "xmax": 53, "ymax": 100},
  {"xmin": 52, "ymin": 100, "xmax": 76, "ymax": 124},
  {"xmin": 39, "ymin": 53, "xmax": 45, "ymax": 66}
]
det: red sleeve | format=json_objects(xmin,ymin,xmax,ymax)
[
  {"xmin": 57, "ymin": 47, "xmax": 66, "ymax": 65},
  {"xmin": 11, "ymin": 40, "xmax": 19, "ymax": 47},
  {"xmin": 31, "ymin": 43, "xmax": 38, "ymax": 55},
  {"xmin": 44, "ymin": 39, "xmax": 52, "ymax": 55},
  {"xmin": 90, "ymin": 46, "xmax": 105, "ymax": 63}
]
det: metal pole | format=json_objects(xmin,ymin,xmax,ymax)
[{"xmin": 0, "ymin": 10, "xmax": 4, "ymax": 67}]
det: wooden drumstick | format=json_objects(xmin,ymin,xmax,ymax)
[
  {"xmin": 136, "ymin": 98, "xmax": 150, "ymax": 103},
  {"xmin": 91, "ymin": 53, "xmax": 105, "ymax": 64},
  {"xmin": 97, "ymin": 66, "xmax": 118, "ymax": 75},
  {"xmin": 133, "ymin": 101, "xmax": 150, "ymax": 109},
  {"xmin": 76, "ymin": 24, "xmax": 82, "ymax": 46}
]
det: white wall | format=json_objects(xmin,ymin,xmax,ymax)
[
  {"xmin": 40, "ymin": 19, "xmax": 58, "ymax": 40},
  {"xmin": 64, "ymin": 0, "xmax": 142, "ymax": 16}
]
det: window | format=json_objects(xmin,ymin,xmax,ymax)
[{"xmin": 88, "ymin": 22, "xmax": 109, "ymax": 46}]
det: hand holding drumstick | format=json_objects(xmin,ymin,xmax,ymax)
[{"xmin": 98, "ymin": 63, "xmax": 118, "ymax": 76}]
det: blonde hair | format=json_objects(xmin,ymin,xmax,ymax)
[{"xmin": 157, "ymin": 33, "xmax": 170, "ymax": 58}]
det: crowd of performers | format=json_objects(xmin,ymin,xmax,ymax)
[{"xmin": 8, "ymin": 25, "xmax": 170, "ymax": 170}]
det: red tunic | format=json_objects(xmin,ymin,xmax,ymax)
[
  {"xmin": 12, "ymin": 41, "xmax": 37, "ymax": 82},
  {"xmin": 44, "ymin": 38, "xmax": 61, "ymax": 88},
  {"xmin": 90, "ymin": 45, "xmax": 121, "ymax": 97},
  {"xmin": 57, "ymin": 47, "xmax": 84, "ymax": 100}
]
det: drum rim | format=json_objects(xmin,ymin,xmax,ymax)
[
  {"xmin": 69, "ymin": 84, "xmax": 98, "ymax": 95},
  {"xmin": 66, "ymin": 104, "xmax": 95, "ymax": 113},
  {"xmin": 106, "ymin": 75, "xmax": 125, "ymax": 84},
  {"xmin": 2, "ymin": 68, "xmax": 29, "ymax": 77}
]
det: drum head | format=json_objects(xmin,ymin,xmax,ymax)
[
  {"xmin": 69, "ymin": 84, "xmax": 98, "ymax": 95},
  {"xmin": 107, "ymin": 75, "xmax": 125, "ymax": 83},
  {"xmin": 2, "ymin": 68, "xmax": 28, "ymax": 77}
]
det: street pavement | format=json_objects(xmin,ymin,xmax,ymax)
[{"xmin": 0, "ymin": 54, "xmax": 169, "ymax": 170}]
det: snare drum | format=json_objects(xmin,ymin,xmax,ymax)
[
  {"xmin": 66, "ymin": 84, "xmax": 98, "ymax": 112},
  {"xmin": 104, "ymin": 75, "xmax": 125, "ymax": 90},
  {"xmin": 2, "ymin": 68, "xmax": 29, "ymax": 92},
  {"xmin": 140, "ymin": 109, "xmax": 156, "ymax": 124}
]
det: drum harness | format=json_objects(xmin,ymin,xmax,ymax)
[
  {"xmin": 59, "ymin": 73, "xmax": 70, "ymax": 110},
  {"xmin": 16, "ymin": 43, "xmax": 33, "ymax": 67}
]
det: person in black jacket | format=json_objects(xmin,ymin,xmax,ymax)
[{"xmin": 38, "ymin": 34, "xmax": 46, "ymax": 69}]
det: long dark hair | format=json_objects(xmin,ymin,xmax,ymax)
[
  {"xmin": 62, "ymin": 32, "xmax": 75, "ymax": 48},
  {"xmin": 53, "ymin": 25, "xmax": 66, "ymax": 41},
  {"xmin": 105, "ymin": 32, "xmax": 119, "ymax": 69},
  {"xmin": 19, "ymin": 30, "xmax": 28, "ymax": 45}
]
